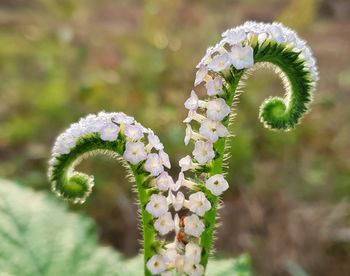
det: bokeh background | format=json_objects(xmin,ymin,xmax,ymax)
[{"xmin": 0, "ymin": 0, "xmax": 349, "ymax": 275}]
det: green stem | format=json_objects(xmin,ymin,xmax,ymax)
[
  {"xmin": 199, "ymin": 41, "xmax": 313, "ymax": 269},
  {"xmin": 132, "ymin": 167, "xmax": 155, "ymax": 276},
  {"xmin": 199, "ymin": 69, "xmax": 243, "ymax": 269}
]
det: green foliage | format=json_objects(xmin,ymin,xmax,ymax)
[
  {"xmin": 0, "ymin": 179, "xmax": 125, "ymax": 275},
  {"xmin": 0, "ymin": 179, "xmax": 252, "ymax": 276}
]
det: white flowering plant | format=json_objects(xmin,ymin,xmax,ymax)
[{"xmin": 48, "ymin": 21, "xmax": 318, "ymax": 275}]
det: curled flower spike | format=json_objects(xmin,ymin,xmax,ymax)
[
  {"xmin": 47, "ymin": 112, "xmax": 173, "ymax": 276},
  {"xmin": 48, "ymin": 21, "xmax": 318, "ymax": 276},
  {"xmin": 179, "ymin": 21, "xmax": 318, "ymax": 272}
]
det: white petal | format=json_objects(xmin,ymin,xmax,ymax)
[{"xmin": 146, "ymin": 255, "xmax": 167, "ymax": 275}]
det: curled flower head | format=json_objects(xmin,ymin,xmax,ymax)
[{"xmin": 48, "ymin": 21, "xmax": 319, "ymax": 275}]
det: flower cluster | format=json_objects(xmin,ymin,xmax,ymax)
[
  {"xmin": 48, "ymin": 21, "xmax": 319, "ymax": 276},
  {"xmin": 148, "ymin": 20, "xmax": 321, "ymax": 275},
  {"xmin": 49, "ymin": 111, "xmax": 170, "ymax": 173},
  {"xmin": 196, "ymin": 21, "xmax": 318, "ymax": 85},
  {"xmin": 147, "ymin": 241, "xmax": 205, "ymax": 275}
]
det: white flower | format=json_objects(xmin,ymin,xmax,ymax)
[
  {"xmin": 175, "ymin": 255, "xmax": 185, "ymax": 273},
  {"xmin": 206, "ymin": 98, "xmax": 231, "ymax": 121},
  {"xmin": 112, "ymin": 112, "xmax": 134, "ymax": 124},
  {"xmin": 179, "ymin": 155, "xmax": 197, "ymax": 172},
  {"xmin": 183, "ymin": 259, "xmax": 205, "ymax": 276},
  {"xmin": 197, "ymin": 46, "xmax": 214, "ymax": 68},
  {"xmin": 205, "ymin": 76, "xmax": 223, "ymax": 96},
  {"xmin": 223, "ymin": 28, "xmax": 246, "ymax": 45},
  {"xmin": 185, "ymin": 242, "xmax": 202, "ymax": 263},
  {"xmin": 184, "ymin": 124, "xmax": 192, "ymax": 146},
  {"xmin": 185, "ymin": 90, "xmax": 203, "ymax": 110},
  {"xmin": 53, "ymin": 133, "xmax": 76, "ymax": 154},
  {"xmin": 174, "ymin": 213, "xmax": 180, "ymax": 235},
  {"xmin": 159, "ymin": 150, "xmax": 171, "ymax": 169},
  {"xmin": 176, "ymin": 172, "xmax": 196, "ymax": 190},
  {"xmin": 194, "ymin": 65, "xmax": 208, "ymax": 86},
  {"xmin": 154, "ymin": 212, "xmax": 174, "ymax": 235},
  {"xmin": 184, "ymin": 214, "xmax": 205, "ymax": 238},
  {"xmin": 123, "ymin": 142, "xmax": 147, "ymax": 165},
  {"xmin": 205, "ymin": 174, "xmax": 229, "ymax": 196},
  {"xmin": 228, "ymin": 44, "xmax": 254, "ymax": 70},
  {"xmin": 67, "ymin": 123, "xmax": 84, "ymax": 139},
  {"xmin": 147, "ymin": 132, "xmax": 164, "ymax": 150},
  {"xmin": 156, "ymin": 172, "xmax": 175, "ymax": 191},
  {"xmin": 188, "ymin": 192, "xmax": 211, "ymax": 216},
  {"xmin": 146, "ymin": 194, "xmax": 168, "ymax": 217},
  {"xmin": 85, "ymin": 115, "xmax": 106, "ymax": 133},
  {"xmin": 172, "ymin": 191, "xmax": 185, "ymax": 211},
  {"xmin": 208, "ymin": 53, "xmax": 231, "ymax": 72},
  {"xmin": 99, "ymin": 123, "xmax": 120, "ymax": 141},
  {"xmin": 183, "ymin": 109, "xmax": 206, "ymax": 124},
  {"xmin": 193, "ymin": 141, "xmax": 215, "ymax": 164},
  {"xmin": 124, "ymin": 124, "xmax": 144, "ymax": 141},
  {"xmin": 162, "ymin": 245, "xmax": 179, "ymax": 266},
  {"xmin": 199, "ymin": 119, "xmax": 229, "ymax": 142},
  {"xmin": 144, "ymin": 153, "xmax": 164, "ymax": 176},
  {"xmin": 146, "ymin": 254, "xmax": 167, "ymax": 275},
  {"xmin": 184, "ymin": 124, "xmax": 206, "ymax": 146},
  {"xmin": 258, "ymin": 32, "xmax": 268, "ymax": 45},
  {"xmin": 269, "ymin": 24, "xmax": 285, "ymax": 44}
]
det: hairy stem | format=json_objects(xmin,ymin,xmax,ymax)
[
  {"xmin": 199, "ymin": 41, "xmax": 313, "ymax": 268},
  {"xmin": 199, "ymin": 70, "xmax": 243, "ymax": 268},
  {"xmin": 131, "ymin": 167, "xmax": 155, "ymax": 276}
]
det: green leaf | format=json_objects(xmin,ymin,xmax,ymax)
[{"xmin": 0, "ymin": 179, "xmax": 126, "ymax": 276}]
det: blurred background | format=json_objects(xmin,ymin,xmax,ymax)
[{"xmin": 0, "ymin": 0, "xmax": 349, "ymax": 275}]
